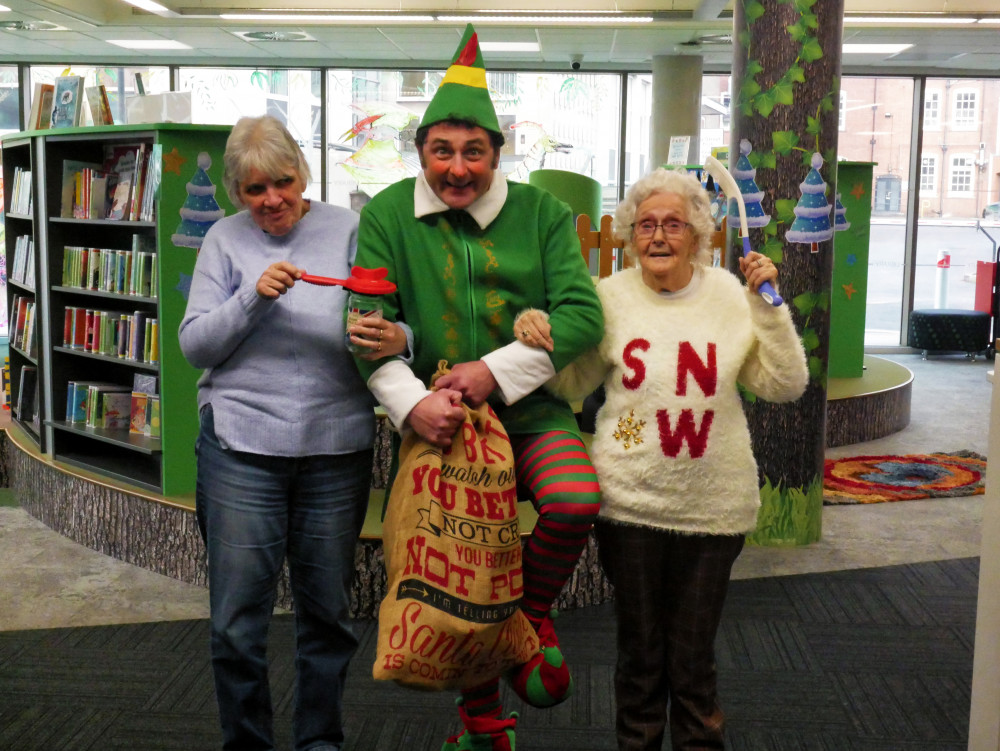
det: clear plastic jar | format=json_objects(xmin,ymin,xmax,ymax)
[{"xmin": 344, "ymin": 291, "xmax": 383, "ymax": 354}]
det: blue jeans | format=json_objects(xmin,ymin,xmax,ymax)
[{"xmin": 196, "ymin": 405, "xmax": 371, "ymax": 751}]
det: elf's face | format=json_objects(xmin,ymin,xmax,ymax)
[
  {"xmin": 239, "ymin": 165, "xmax": 308, "ymax": 236},
  {"xmin": 419, "ymin": 123, "xmax": 500, "ymax": 211}
]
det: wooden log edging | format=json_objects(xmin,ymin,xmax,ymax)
[{"xmin": 6, "ymin": 433, "xmax": 613, "ymax": 618}]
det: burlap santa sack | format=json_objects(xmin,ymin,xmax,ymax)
[{"xmin": 373, "ymin": 364, "xmax": 539, "ymax": 690}]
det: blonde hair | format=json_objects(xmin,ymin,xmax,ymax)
[
  {"xmin": 222, "ymin": 115, "xmax": 311, "ymax": 208},
  {"xmin": 612, "ymin": 167, "xmax": 715, "ymax": 267}
]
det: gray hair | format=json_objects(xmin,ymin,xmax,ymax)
[
  {"xmin": 612, "ymin": 167, "xmax": 715, "ymax": 267},
  {"xmin": 222, "ymin": 115, "xmax": 311, "ymax": 208}
]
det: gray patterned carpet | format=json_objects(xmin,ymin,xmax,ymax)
[{"xmin": 0, "ymin": 557, "xmax": 977, "ymax": 750}]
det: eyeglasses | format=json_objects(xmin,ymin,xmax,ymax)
[{"xmin": 632, "ymin": 219, "xmax": 689, "ymax": 238}]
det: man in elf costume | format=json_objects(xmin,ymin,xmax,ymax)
[{"xmin": 353, "ymin": 24, "xmax": 604, "ymax": 751}]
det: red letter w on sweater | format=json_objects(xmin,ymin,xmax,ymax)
[
  {"xmin": 656, "ymin": 409, "xmax": 714, "ymax": 457},
  {"xmin": 658, "ymin": 341, "xmax": 717, "ymax": 457}
]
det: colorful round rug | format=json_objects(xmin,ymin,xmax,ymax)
[{"xmin": 823, "ymin": 450, "xmax": 987, "ymax": 504}]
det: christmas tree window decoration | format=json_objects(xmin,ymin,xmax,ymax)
[
  {"xmin": 171, "ymin": 152, "xmax": 226, "ymax": 250},
  {"xmin": 833, "ymin": 192, "xmax": 851, "ymax": 232},
  {"xmin": 785, "ymin": 152, "xmax": 833, "ymax": 253},
  {"xmin": 729, "ymin": 139, "xmax": 771, "ymax": 231}
]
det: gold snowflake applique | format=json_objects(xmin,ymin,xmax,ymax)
[{"xmin": 612, "ymin": 409, "xmax": 645, "ymax": 449}]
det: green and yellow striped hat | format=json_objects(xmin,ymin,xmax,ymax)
[{"xmin": 419, "ymin": 23, "xmax": 501, "ymax": 134}]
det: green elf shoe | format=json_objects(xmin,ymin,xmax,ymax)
[
  {"xmin": 505, "ymin": 609, "xmax": 574, "ymax": 708},
  {"xmin": 441, "ymin": 702, "xmax": 517, "ymax": 751}
]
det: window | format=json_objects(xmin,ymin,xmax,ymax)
[
  {"xmin": 949, "ymin": 154, "xmax": 974, "ymax": 195},
  {"xmin": 920, "ymin": 155, "xmax": 937, "ymax": 196},
  {"xmin": 839, "ymin": 89, "xmax": 847, "ymax": 130},
  {"xmin": 398, "ymin": 71, "xmax": 436, "ymax": 100},
  {"xmin": 924, "ymin": 90, "xmax": 940, "ymax": 129},
  {"xmin": 953, "ymin": 89, "xmax": 977, "ymax": 129}
]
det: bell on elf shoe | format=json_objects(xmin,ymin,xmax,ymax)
[
  {"xmin": 441, "ymin": 700, "xmax": 517, "ymax": 751},
  {"xmin": 505, "ymin": 609, "xmax": 573, "ymax": 708}
]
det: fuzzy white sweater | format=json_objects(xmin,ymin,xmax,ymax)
[{"xmin": 550, "ymin": 266, "xmax": 808, "ymax": 536}]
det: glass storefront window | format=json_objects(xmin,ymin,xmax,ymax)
[
  {"xmin": 837, "ymin": 76, "xmax": 915, "ymax": 346},
  {"xmin": 28, "ymin": 66, "xmax": 170, "ymax": 127},
  {"xmin": 326, "ymin": 69, "xmax": 622, "ymax": 213},
  {"xmin": 178, "ymin": 68, "xmax": 322, "ymax": 198},
  {"xmin": 915, "ymin": 78, "xmax": 1000, "ymax": 331}
]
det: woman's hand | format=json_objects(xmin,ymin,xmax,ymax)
[
  {"xmin": 350, "ymin": 317, "xmax": 407, "ymax": 361},
  {"xmin": 738, "ymin": 252, "xmax": 779, "ymax": 296},
  {"xmin": 256, "ymin": 261, "xmax": 302, "ymax": 299},
  {"xmin": 513, "ymin": 309, "xmax": 554, "ymax": 352}
]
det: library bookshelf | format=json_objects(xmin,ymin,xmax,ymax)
[{"xmin": 2, "ymin": 123, "xmax": 233, "ymax": 496}]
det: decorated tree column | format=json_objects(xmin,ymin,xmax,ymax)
[{"xmin": 730, "ymin": 0, "xmax": 845, "ymax": 545}]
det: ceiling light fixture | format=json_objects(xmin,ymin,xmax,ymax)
[
  {"xmin": 845, "ymin": 15, "xmax": 977, "ymax": 24},
  {"xmin": 842, "ymin": 43, "xmax": 913, "ymax": 54},
  {"xmin": 108, "ymin": 39, "xmax": 192, "ymax": 49},
  {"xmin": 437, "ymin": 14, "xmax": 653, "ymax": 24},
  {"xmin": 122, "ymin": 0, "xmax": 171, "ymax": 14},
  {"xmin": 480, "ymin": 42, "xmax": 540, "ymax": 52},
  {"xmin": 0, "ymin": 5, "xmax": 10, "ymax": 11},
  {"xmin": 220, "ymin": 13, "xmax": 434, "ymax": 23},
  {"xmin": 0, "ymin": 20, "xmax": 64, "ymax": 31}
]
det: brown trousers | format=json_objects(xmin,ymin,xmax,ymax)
[{"xmin": 595, "ymin": 520, "xmax": 745, "ymax": 751}]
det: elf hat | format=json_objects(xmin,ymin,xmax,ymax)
[{"xmin": 419, "ymin": 23, "xmax": 501, "ymax": 134}]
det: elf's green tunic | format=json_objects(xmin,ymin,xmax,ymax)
[{"xmin": 355, "ymin": 177, "xmax": 602, "ymax": 437}]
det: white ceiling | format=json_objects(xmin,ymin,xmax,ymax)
[{"xmin": 1, "ymin": 0, "xmax": 999, "ymax": 75}]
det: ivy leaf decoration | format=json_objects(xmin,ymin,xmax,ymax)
[
  {"xmin": 772, "ymin": 130, "xmax": 799, "ymax": 155},
  {"xmin": 806, "ymin": 115, "xmax": 822, "ymax": 135},
  {"xmin": 745, "ymin": 0, "xmax": 766, "ymax": 23},
  {"xmin": 763, "ymin": 236, "xmax": 785, "ymax": 261},
  {"xmin": 759, "ymin": 151, "xmax": 777, "ymax": 170},
  {"xmin": 807, "ymin": 355, "xmax": 825, "ymax": 382},
  {"xmin": 773, "ymin": 76, "xmax": 795, "ymax": 106},
  {"xmin": 789, "ymin": 64, "xmax": 806, "ymax": 84},
  {"xmin": 801, "ymin": 327, "xmax": 821, "ymax": 353},
  {"xmin": 775, "ymin": 198, "xmax": 798, "ymax": 223},
  {"xmin": 801, "ymin": 37, "xmax": 824, "ymax": 63},
  {"xmin": 786, "ymin": 22, "xmax": 809, "ymax": 43},
  {"xmin": 755, "ymin": 90, "xmax": 777, "ymax": 117}
]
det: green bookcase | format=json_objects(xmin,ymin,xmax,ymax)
[{"xmin": 1, "ymin": 123, "xmax": 234, "ymax": 498}]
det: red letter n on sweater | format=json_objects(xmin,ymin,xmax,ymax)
[{"xmin": 658, "ymin": 342, "xmax": 717, "ymax": 458}]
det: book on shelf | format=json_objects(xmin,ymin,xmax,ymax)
[
  {"xmin": 22, "ymin": 303, "xmax": 37, "ymax": 359},
  {"xmin": 85, "ymin": 84, "xmax": 114, "ymax": 126},
  {"xmin": 106, "ymin": 173, "xmax": 133, "ymax": 220},
  {"xmin": 11, "ymin": 235, "xmax": 35, "ymax": 286},
  {"xmin": 129, "ymin": 144, "xmax": 149, "ymax": 221},
  {"xmin": 129, "ymin": 392, "xmax": 148, "ymax": 434},
  {"xmin": 10, "ymin": 168, "xmax": 33, "ymax": 215},
  {"xmin": 10, "ymin": 296, "xmax": 31, "ymax": 352},
  {"xmin": 85, "ymin": 384, "xmax": 132, "ymax": 428},
  {"xmin": 16, "ymin": 366, "xmax": 38, "ymax": 423},
  {"xmin": 145, "ymin": 395, "xmax": 161, "ymax": 437},
  {"xmin": 63, "ymin": 306, "xmax": 88, "ymax": 349},
  {"xmin": 140, "ymin": 144, "xmax": 163, "ymax": 221},
  {"xmin": 100, "ymin": 391, "xmax": 132, "ymax": 429},
  {"xmin": 27, "ymin": 82, "xmax": 55, "ymax": 130},
  {"xmin": 133, "ymin": 373, "xmax": 158, "ymax": 396},
  {"xmin": 65, "ymin": 380, "xmax": 102, "ymax": 423},
  {"xmin": 49, "ymin": 75, "xmax": 85, "ymax": 129},
  {"xmin": 60, "ymin": 159, "xmax": 102, "ymax": 218}
]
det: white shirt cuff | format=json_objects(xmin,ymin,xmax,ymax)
[
  {"xmin": 366, "ymin": 359, "xmax": 431, "ymax": 430},
  {"xmin": 482, "ymin": 341, "xmax": 557, "ymax": 405}
]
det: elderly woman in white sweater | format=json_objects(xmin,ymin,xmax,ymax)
[{"xmin": 516, "ymin": 167, "xmax": 808, "ymax": 751}]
